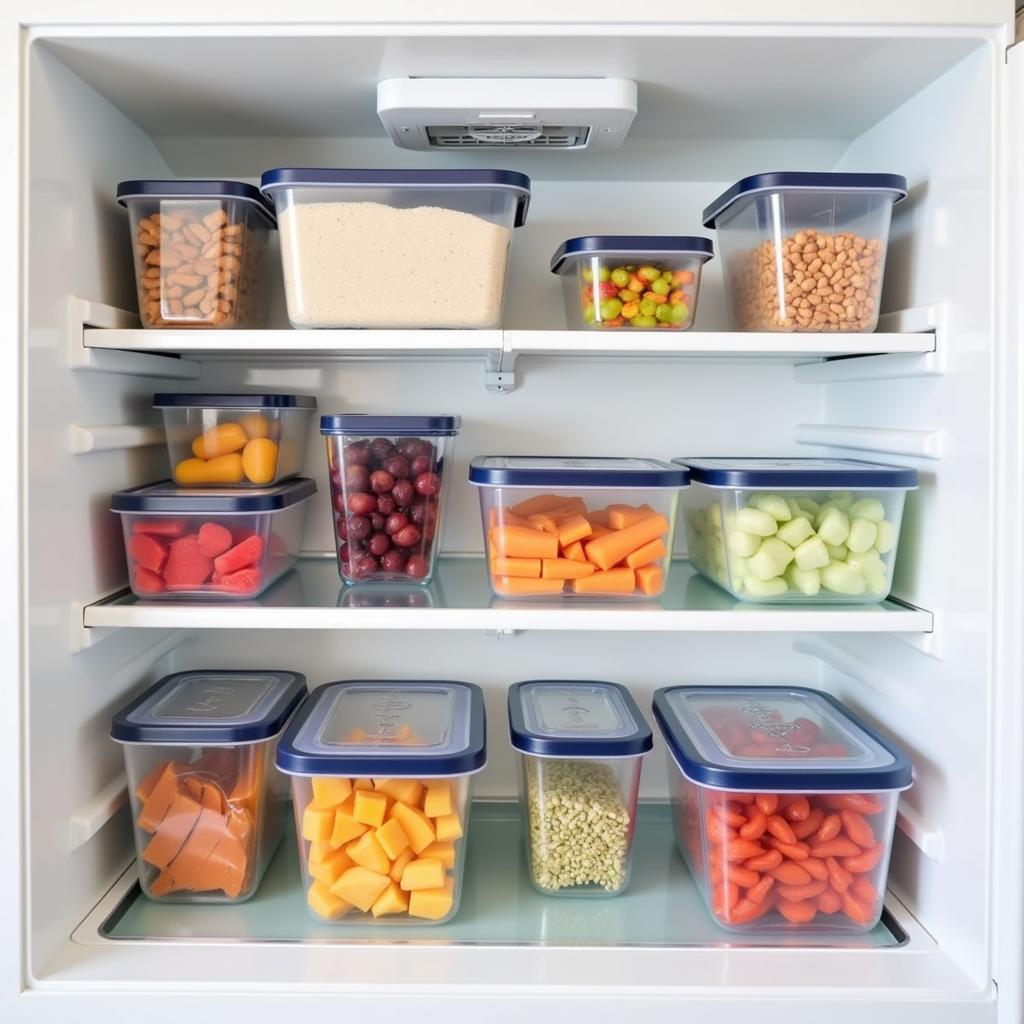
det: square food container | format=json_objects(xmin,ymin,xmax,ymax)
[
  {"xmin": 154, "ymin": 393, "xmax": 317, "ymax": 488},
  {"xmin": 275, "ymin": 680, "xmax": 486, "ymax": 924},
  {"xmin": 469, "ymin": 457, "xmax": 688, "ymax": 599},
  {"xmin": 111, "ymin": 478, "xmax": 316, "ymax": 600},
  {"xmin": 260, "ymin": 168, "xmax": 531, "ymax": 328},
  {"xmin": 322, "ymin": 415, "xmax": 461, "ymax": 585},
  {"xmin": 702, "ymin": 172, "xmax": 908, "ymax": 332},
  {"xmin": 652, "ymin": 686, "xmax": 912, "ymax": 935},
  {"xmin": 550, "ymin": 235, "xmax": 713, "ymax": 331},
  {"xmin": 116, "ymin": 180, "xmax": 276, "ymax": 329},
  {"xmin": 111, "ymin": 670, "xmax": 307, "ymax": 902},
  {"xmin": 508, "ymin": 680, "xmax": 652, "ymax": 897},
  {"xmin": 674, "ymin": 458, "xmax": 918, "ymax": 604}
]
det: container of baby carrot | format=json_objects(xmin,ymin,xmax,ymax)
[
  {"xmin": 469, "ymin": 457, "xmax": 688, "ymax": 599},
  {"xmin": 652, "ymin": 685, "xmax": 912, "ymax": 935}
]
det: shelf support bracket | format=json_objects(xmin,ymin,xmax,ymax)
[{"xmin": 485, "ymin": 343, "xmax": 517, "ymax": 394}]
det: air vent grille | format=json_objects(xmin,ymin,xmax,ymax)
[{"xmin": 426, "ymin": 124, "xmax": 590, "ymax": 148}]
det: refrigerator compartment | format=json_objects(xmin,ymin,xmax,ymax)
[
  {"xmin": 259, "ymin": 168, "xmax": 531, "ymax": 328},
  {"xmin": 116, "ymin": 180, "xmax": 276, "ymax": 330},
  {"xmin": 110, "ymin": 670, "xmax": 306, "ymax": 903}
]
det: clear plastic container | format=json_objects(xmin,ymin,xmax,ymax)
[
  {"xmin": 275, "ymin": 680, "xmax": 486, "ymax": 924},
  {"xmin": 154, "ymin": 393, "xmax": 316, "ymax": 488},
  {"xmin": 469, "ymin": 457, "xmax": 688, "ymax": 599},
  {"xmin": 111, "ymin": 478, "xmax": 316, "ymax": 600},
  {"xmin": 322, "ymin": 415, "xmax": 461, "ymax": 585},
  {"xmin": 674, "ymin": 459, "xmax": 917, "ymax": 604},
  {"xmin": 550, "ymin": 235, "xmax": 713, "ymax": 331},
  {"xmin": 508, "ymin": 680, "xmax": 652, "ymax": 897},
  {"xmin": 702, "ymin": 172, "xmax": 908, "ymax": 332},
  {"xmin": 260, "ymin": 168, "xmax": 531, "ymax": 328},
  {"xmin": 111, "ymin": 670, "xmax": 307, "ymax": 902},
  {"xmin": 652, "ymin": 686, "xmax": 912, "ymax": 935},
  {"xmin": 116, "ymin": 180, "xmax": 275, "ymax": 329}
]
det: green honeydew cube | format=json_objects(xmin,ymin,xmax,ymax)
[
  {"xmin": 743, "ymin": 575, "xmax": 788, "ymax": 598},
  {"xmin": 747, "ymin": 537, "xmax": 795, "ymax": 580},
  {"xmin": 847, "ymin": 550, "xmax": 885, "ymax": 577},
  {"xmin": 794, "ymin": 535, "xmax": 830, "ymax": 571},
  {"xmin": 848, "ymin": 497, "xmax": 885, "ymax": 523},
  {"xmin": 750, "ymin": 494, "xmax": 792, "ymax": 522},
  {"xmin": 827, "ymin": 491, "xmax": 855, "ymax": 510},
  {"xmin": 866, "ymin": 569, "xmax": 890, "ymax": 595},
  {"xmin": 785, "ymin": 564, "xmax": 821, "ymax": 596},
  {"xmin": 847, "ymin": 518, "xmax": 878, "ymax": 553},
  {"xmin": 794, "ymin": 496, "xmax": 822, "ymax": 516},
  {"xmin": 825, "ymin": 542, "xmax": 849, "ymax": 561},
  {"xmin": 875, "ymin": 520, "xmax": 897, "ymax": 554},
  {"xmin": 776, "ymin": 516, "xmax": 815, "ymax": 548},
  {"xmin": 728, "ymin": 530, "xmax": 761, "ymax": 557},
  {"xmin": 817, "ymin": 507, "xmax": 851, "ymax": 546},
  {"xmin": 736, "ymin": 506, "xmax": 779, "ymax": 537},
  {"xmin": 821, "ymin": 560, "xmax": 867, "ymax": 596}
]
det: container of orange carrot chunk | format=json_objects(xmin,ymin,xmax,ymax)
[
  {"xmin": 652, "ymin": 686, "xmax": 912, "ymax": 935},
  {"xmin": 469, "ymin": 457, "xmax": 688, "ymax": 599}
]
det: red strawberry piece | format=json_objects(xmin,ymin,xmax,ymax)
[
  {"xmin": 198, "ymin": 522, "xmax": 233, "ymax": 558},
  {"xmin": 211, "ymin": 567, "xmax": 263, "ymax": 595},
  {"xmin": 163, "ymin": 535, "xmax": 214, "ymax": 588},
  {"xmin": 132, "ymin": 566, "xmax": 166, "ymax": 594},
  {"xmin": 213, "ymin": 535, "xmax": 264, "ymax": 576},
  {"xmin": 127, "ymin": 533, "xmax": 168, "ymax": 573},
  {"xmin": 132, "ymin": 518, "xmax": 186, "ymax": 538}
]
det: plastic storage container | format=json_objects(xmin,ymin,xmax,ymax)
[
  {"xmin": 550, "ymin": 235, "xmax": 714, "ymax": 331},
  {"xmin": 469, "ymin": 456, "xmax": 688, "ymax": 599},
  {"xmin": 702, "ymin": 172, "xmax": 908, "ymax": 332},
  {"xmin": 652, "ymin": 685, "xmax": 912, "ymax": 935},
  {"xmin": 508, "ymin": 680, "xmax": 652, "ymax": 897},
  {"xmin": 275, "ymin": 679, "xmax": 486, "ymax": 923},
  {"xmin": 260, "ymin": 168, "xmax": 531, "ymax": 328},
  {"xmin": 322, "ymin": 415, "xmax": 461, "ymax": 585},
  {"xmin": 111, "ymin": 669, "xmax": 307, "ymax": 902},
  {"xmin": 111, "ymin": 478, "xmax": 316, "ymax": 600},
  {"xmin": 674, "ymin": 458, "xmax": 917, "ymax": 604},
  {"xmin": 116, "ymin": 180, "xmax": 276, "ymax": 329},
  {"xmin": 154, "ymin": 393, "xmax": 316, "ymax": 488}
]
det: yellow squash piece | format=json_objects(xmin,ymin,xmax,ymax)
[
  {"xmin": 400, "ymin": 857, "xmax": 445, "ymax": 892},
  {"xmin": 301, "ymin": 804, "xmax": 335, "ymax": 843},
  {"xmin": 390, "ymin": 801, "xmax": 436, "ymax": 854},
  {"xmin": 307, "ymin": 880, "xmax": 351, "ymax": 920},
  {"xmin": 174, "ymin": 453, "xmax": 245, "ymax": 486},
  {"xmin": 389, "ymin": 848, "xmax": 415, "ymax": 883},
  {"xmin": 330, "ymin": 866, "xmax": 390, "ymax": 913},
  {"xmin": 308, "ymin": 841, "xmax": 331, "ymax": 866},
  {"xmin": 353, "ymin": 778, "xmax": 374, "ymax": 791},
  {"xmin": 309, "ymin": 847, "xmax": 354, "ymax": 887},
  {"xmin": 374, "ymin": 778, "xmax": 424, "ymax": 806},
  {"xmin": 434, "ymin": 811, "xmax": 463, "ymax": 842},
  {"xmin": 191, "ymin": 422, "xmax": 248, "ymax": 460},
  {"xmin": 312, "ymin": 776, "xmax": 352, "ymax": 808},
  {"xmin": 408, "ymin": 877, "xmax": 456, "ymax": 921},
  {"xmin": 241, "ymin": 437, "xmax": 279, "ymax": 485},
  {"xmin": 423, "ymin": 781, "xmax": 453, "ymax": 819},
  {"xmin": 371, "ymin": 881, "xmax": 410, "ymax": 918},
  {"xmin": 238, "ymin": 412, "xmax": 272, "ymax": 439},
  {"xmin": 353, "ymin": 788, "xmax": 389, "ymax": 828},
  {"xmin": 345, "ymin": 830, "xmax": 391, "ymax": 875},
  {"xmin": 375, "ymin": 816, "xmax": 410, "ymax": 860},
  {"xmin": 420, "ymin": 841, "xmax": 456, "ymax": 870}
]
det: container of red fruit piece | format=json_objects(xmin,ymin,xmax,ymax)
[
  {"xmin": 652, "ymin": 686, "xmax": 911, "ymax": 936},
  {"xmin": 321, "ymin": 415, "xmax": 461, "ymax": 584},
  {"xmin": 111, "ymin": 478, "xmax": 316, "ymax": 600}
]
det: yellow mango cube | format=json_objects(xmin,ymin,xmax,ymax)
[
  {"xmin": 375, "ymin": 816, "xmax": 410, "ymax": 860},
  {"xmin": 329, "ymin": 807, "xmax": 367, "ymax": 849},
  {"xmin": 409, "ymin": 876, "xmax": 456, "ymax": 921},
  {"xmin": 389, "ymin": 848, "xmax": 415, "ymax": 883},
  {"xmin": 312, "ymin": 776, "xmax": 352, "ymax": 808},
  {"xmin": 353, "ymin": 788, "xmax": 389, "ymax": 828},
  {"xmin": 420, "ymin": 841, "xmax": 456, "ymax": 870},
  {"xmin": 353, "ymin": 778, "xmax": 374, "ymax": 791},
  {"xmin": 307, "ymin": 880, "xmax": 351, "ymax": 920},
  {"xmin": 309, "ymin": 847, "xmax": 354, "ymax": 887},
  {"xmin": 308, "ymin": 841, "xmax": 331, "ymax": 866},
  {"xmin": 423, "ymin": 781, "xmax": 453, "ymax": 818},
  {"xmin": 346, "ymin": 830, "xmax": 391, "ymax": 875},
  {"xmin": 390, "ymin": 800, "xmax": 436, "ymax": 854},
  {"xmin": 330, "ymin": 866, "xmax": 390, "ymax": 913},
  {"xmin": 434, "ymin": 810, "xmax": 463, "ymax": 842},
  {"xmin": 301, "ymin": 804, "xmax": 335, "ymax": 843},
  {"xmin": 371, "ymin": 881, "xmax": 410, "ymax": 918},
  {"xmin": 400, "ymin": 857, "xmax": 445, "ymax": 892},
  {"xmin": 374, "ymin": 778, "xmax": 425, "ymax": 806}
]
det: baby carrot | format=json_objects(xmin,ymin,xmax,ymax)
[
  {"xmin": 792, "ymin": 808, "xmax": 824, "ymax": 841},
  {"xmin": 816, "ymin": 813, "xmax": 842, "ymax": 843},
  {"xmin": 841, "ymin": 843, "xmax": 885, "ymax": 874},
  {"xmin": 766, "ymin": 815, "xmax": 797, "ymax": 845},
  {"xmin": 809, "ymin": 838, "xmax": 862, "ymax": 859},
  {"xmin": 771, "ymin": 862, "xmax": 812, "ymax": 886},
  {"xmin": 744, "ymin": 849, "xmax": 783, "ymax": 873},
  {"xmin": 777, "ymin": 898, "xmax": 817, "ymax": 924},
  {"xmin": 840, "ymin": 810, "xmax": 877, "ymax": 849}
]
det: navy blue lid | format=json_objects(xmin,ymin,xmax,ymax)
[
  {"xmin": 652, "ymin": 686, "xmax": 912, "ymax": 792},
  {"xmin": 153, "ymin": 393, "xmax": 316, "ymax": 409},
  {"xmin": 469, "ymin": 456, "xmax": 688, "ymax": 489},
  {"xmin": 260, "ymin": 168, "xmax": 531, "ymax": 227},
  {"xmin": 111, "ymin": 670, "xmax": 306, "ymax": 744},
  {"xmin": 508, "ymin": 680, "xmax": 652, "ymax": 758},
  {"xmin": 673, "ymin": 458, "xmax": 918, "ymax": 489},
  {"xmin": 275, "ymin": 680, "xmax": 486, "ymax": 777},
  {"xmin": 702, "ymin": 172, "xmax": 908, "ymax": 228},
  {"xmin": 320, "ymin": 414, "xmax": 461, "ymax": 437},
  {"xmin": 550, "ymin": 235, "xmax": 714, "ymax": 275},
  {"xmin": 116, "ymin": 180, "xmax": 276, "ymax": 226},
  {"xmin": 111, "ymin": 478, "xmax": 316, "ymax": 514}
]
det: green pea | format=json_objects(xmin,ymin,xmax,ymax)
[
  {"xmin": 610, "ymin": 267, "xmax": 630, "ymax": 288},
  {"xmin": 639, "ymin": 298, "xmax": 657, "ymax": 317},
  {"xmin": 599, "ymin": 297, "xmax": 623, "ymax": 320},
  {"xmin": 631, "ymin": 314, "xmax": 658, "ymax": 327},
  {"xmin": 650, "ymin": 277, "xmax": 670, "ymax": 296},
  {"xmin": 655, "ymin": 302, "xmax": 674, "ymax": 322}
]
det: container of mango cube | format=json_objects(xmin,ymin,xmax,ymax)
[
  {"xmin": 275, "ymin": 680, "xmax": 486, "ymax": 923},
  {"xmin": 674, "ymin": 459, "xmax": 918, "ymax": 603}
]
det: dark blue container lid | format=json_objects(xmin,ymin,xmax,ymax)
[
  {"xmin": 673, "ymin": 458, "xmax": 918, "ymax": 489},
  {"xmin": 116, "ymin": 180, "xmax": 276, "ymax": 226},
  {"xmin": 260, "ymin": 168, "xmax": 531, "ymax": 227},
  {"xmin": 320, "ymin": 414, "xmax": 461, "ymax": 437},
  {"xmin": 469, "ymin": 456, "xmax": 688, "ymax": 489},
  {"xmin": 652, "ymin": 686, "xmax": 912, "ymax": 792},
  {"xmin": 111, "ymin": 670, "xmax": 306, "ymax": 744},
  {"xmin": 111, "ymin": 478, "xmax": 316, "ymax": 514},
  {"xmin": 275, "ymin": 680, "xmax": 486, "ymax": 777},
  {"xmin": 508, "ymin": 681, "xmax": 652, "ymax": 758},
  {"xmin": 153, "ymin": 393, "xmax": 316, "ymax": 409},
  {"xmin": 550, "ymin": 235, "xmax": 714, "ymax": 275},
  {"xmin": 702, "ymin": 172, "xmax": 908, "ymax": 228}
]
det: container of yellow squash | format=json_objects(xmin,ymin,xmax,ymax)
[
  {"xmin": 154, "ymin": 393, "xmax": 317, "ymax": 487},
  {"xmin": 275, "ymin": 680, "xmax": 486, "ymax": 924}
]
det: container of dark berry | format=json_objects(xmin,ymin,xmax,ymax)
[{"xmin": 320, "ymin": 415, "xmax": 461, "ymax": 584}]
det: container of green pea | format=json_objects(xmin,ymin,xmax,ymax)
[{"xmin": 508, "ymin": 680, "xmax": 653, "ymax": 897}]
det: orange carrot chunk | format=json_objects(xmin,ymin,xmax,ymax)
[
  {"xmin": 491, "ymin": 525, "xmax": 559, "ymax": 559},
  {"xmin": 562, "ymin": 540, "xmax": 587, "ymax": 563},
  {"xmin": 491, "ymin": 556, "xmax": 541, "ymax": 578},
  {"xmin": 636, "ymin": 564, "xmax": 664, "ymax": 596},
  {"xmin": 509, "ymin": 494, "xmax": 572, "ymax": 518},
  {"xmin": 608, "ymin": 504, "xmax": 656, "ymax": 529},
  {"xmin": 570, "ymin": 567, "xmax": 636, "ymax": 594},
  {"xmin": 624, "ymin": 538, "xmax": 668, "ymax": 569},
  {"xmin": 556, "ymin": 514, "xmax": 592, "ymax": 548},
  {"xmin": 492, "ymin": 575, "xmax": 565, "ymax": 596},
  {"xmin": 584, "ymin": 514, "xmax": 669, "ymax": 571},
  {"xmin": 541, "ymin": 558, "xmax": 596, "ymax": 580}
]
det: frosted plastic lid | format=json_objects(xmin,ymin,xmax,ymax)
[
  {"xmin": 674, "ymin": 458, "xmax": 918, "ymax": 489},
  {"xmin": 275, "ymin": 680, "xmax": 486, "ymax": 777},
  {"xmin": 508, "ymin": 680, "xmax": 652, "ymax": 758},
  {"xmin": 652, "ymin": 686, "xmax": 912, "ymax": 791},
  {"xmin": 320, "ymin": 415, "xmax": 461, "ymax": 436},
  {"xmin": 550, "ymin": 235, "xmax": 714, "ymax": 274},
  {"xmin": 111, "ymin": 670, "xmax": 307, "ymax": 744},
  {"xmin": 111, "ymin": 478, "xmax": 316, "ymax": 513},
  {"xmin": 116, "ymin": 180, "xmax": 276, "ymax": 226},
  {"xmin": 154, "ymin": 393, "xmax": 316, "ymax": 408},
  {"xmin": 469, "ymin": 456, "xmax": 688, "ymax": 488}
]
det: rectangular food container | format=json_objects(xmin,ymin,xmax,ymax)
[
  {"xmin": 111, "ymin": 478, "xmax": 316, "ymax": 600},
  {"xmin": 155, "ymin": 393, "xmax": 316, "ymax": 488},
  {"xmin": 469, "ymin": 456, "xmax": 688, "ymax": 599},
  {"xmin": 702, "ymin": 172, "xmax": 908, "ymax": 332},
  {"xmin": 117, "ymin": 179, "xmax": 276, "ymax": 329},
  {"xmin": 674, "ymin": 458, "xmax": 917, "ymax": 604},
  {"xmin": 322, "ymin": 415, "xmax": 461, "ymax": 585},
  {"xmin": 550, "ymin": 235, "xmax": 713, "ymax": 331},
  {"xmin": 652, "ymin": 686, "xmax": 912, "ymax": 935},
  {"xmin": 508, "ymin": 680, "xmax": 652, "ymax": 897},
  {"xmin": 260, "ymin": 168, "xmax": 531, "ymax": 328},
  {"xmin": 111, "ymin": 670, "xmax": 307, "ymax": 902},
  {"xmin": 275, "ymin": 680, "xmax": 486, "ymax": 924}
]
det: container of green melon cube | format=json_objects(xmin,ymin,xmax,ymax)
[{"xmin": 672, "ymin": 459, "xmax": 918, "ymax": 603}]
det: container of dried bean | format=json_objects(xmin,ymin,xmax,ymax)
[
  {"xmin": 702, "ymin": 172, "xmax": 907, "ymax": 332},
  {"xmin": 508, "ymin": 680, "xmax": 652, "ymax": 897},
  {"xmin": 652, "ymin": 685, "xmax": 912, "ymax": 935},
  {"xmin": 117, "ymin": 180, "xmax": 276, "ymax": 329}
]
